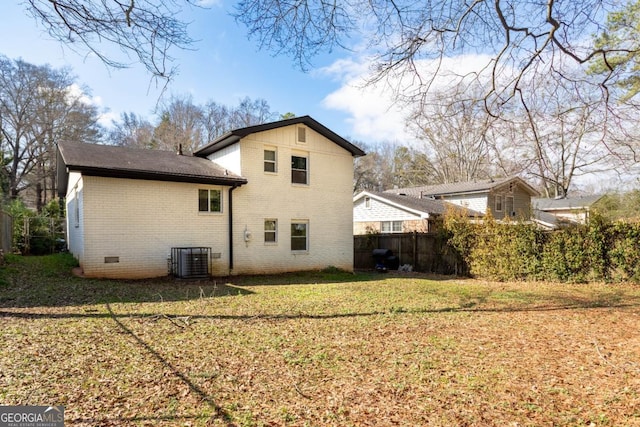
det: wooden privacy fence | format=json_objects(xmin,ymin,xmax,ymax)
[
  {"xmin": 354, "ymin": 232, "xmax": 465, "ymax": 274},
  {"xmin": 0, "ymin": 211, "xmax": 12, "ymax": 253}
]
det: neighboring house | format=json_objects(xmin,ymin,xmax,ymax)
[
  {"xmin": 57, "ymin": 116, "xmax": 365, "ymax": 279},
  {"xmin": 385, "ymin": 176, "xmax": 540, "ymax": 220},
  {"xmin": 353, "ymin": 191, "xmax": 482, "ymax": 235},
  {"xmin": 533, "ymin": 195, "xmax": 604, "ymax": 227}
]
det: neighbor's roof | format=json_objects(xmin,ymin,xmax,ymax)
[
  {"xmin": 385, "ymin": 176, "xmax": 539, "ymax": 198},
  {"xmin": 57, "ymin": 141, "xmax": 247, "ymax": 197},
  {"xmin": 354, "ymin": 191, "xmax": 484, "ymax": 217},
  {"xmin": 533, "ymin": 195, "xmax": 604, "ymax": 211},
  {"xmin": 194, "ymin": 115, "xmax": 366, "ymax": 157}
]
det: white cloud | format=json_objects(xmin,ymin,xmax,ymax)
[
  {"xmin": 195, "ymin": 0, "xmax": 222, "ymax": 7},
  {"xmin": 320, "ymin": 54, "xmax": 496, "ymax": 144},
  {"xmin": 65, "ymin": 83, "xmax": 118, "ymax": 128}
]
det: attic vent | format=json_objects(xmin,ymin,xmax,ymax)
[
  {"xmin": 170, "ymin": 247, "xmax": 210, "ymax": 279},
  {"xmin": 297, "ymin": 126, "xmax": 306, "ymax": 143}
]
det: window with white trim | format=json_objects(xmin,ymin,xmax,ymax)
[
  {"xmin": 291, "ymin": 155, "xmax": 308, "ymax": 184},
  {"xmin": 264, "ymin": 219, "xmax": 277, "ymax": 243},
  {"xmin": 291, "ymin": 221, "xmax": 308, "ymax": 251},
  {"xmin": 495, "ymin": 195, "xmax": 503, "ymax": 212},
  {"xmin": 264, "ymin": 149, "xmax": 277, "ymax": 173},
  {"xmin": 364, "ymin": 196, "xmax": 371, "ymax": 209},
  {"xmin": 198, "ymin": 189, "xmax": 222, "ymax": 213},
  {"xmin": 381, "ymin": 221, "xmax": 403, "ymax": 233}
]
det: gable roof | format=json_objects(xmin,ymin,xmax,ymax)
[
  {"xmin": 385, "ymin": 176, "xmax": 539, "ymax": 198},
  {"xmin": 354, "ymin": 191, "xmax": 484, "ymax": 217},
  {"xmin": 533, "ymin": 195, "xmax": 604, "ymax": 211},
  {"xmin": 57, "ymin": 141, "xmax": 247, "ymax": 197},
  {"xmin": 194, "ymin": 115, "xmax": 366, "ymax": 157}
]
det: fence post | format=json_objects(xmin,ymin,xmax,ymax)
[{"xmin": 413, "ymin": 231, "xmax": 417, "ymax": 269}]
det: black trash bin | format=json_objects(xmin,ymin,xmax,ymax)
[{"xmin": 372, "ymin": 248, "xmax": 395, "ymax": 272}]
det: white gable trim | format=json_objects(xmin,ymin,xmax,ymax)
[{"xmin": 353, "ymin": 191, "xmax": 432, "ymax": 219}]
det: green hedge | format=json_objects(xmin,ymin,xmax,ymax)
[{"xmin": 444, "ymin": 213, "xmax": 640, "ymax": 283}]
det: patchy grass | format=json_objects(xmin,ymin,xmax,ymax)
[{"xmin": 1, "ymin": 254, "xmax": 640, "ymax": 426}]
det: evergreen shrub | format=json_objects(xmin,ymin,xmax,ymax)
[{"xmin": 444, "ymin": 212, "xmax": 640, "ymax": 283}]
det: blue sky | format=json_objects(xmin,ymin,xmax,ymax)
[{"xmin": 0, "ymin": 1, "xmax": 409, "ymax": 145}]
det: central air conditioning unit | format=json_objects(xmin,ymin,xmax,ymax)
[{"xmin": 170, "ymin": 247, "xmax": 211, "ymax": 279}]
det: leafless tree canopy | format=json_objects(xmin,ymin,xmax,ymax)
[
  {"xmin": 108, "ymin": 96, "xmax": 280, "ymax": 150},
  {"xmin": 235, "ymin": 0, "xmax": 637, "ymax": 108},
  {"xmin": 0, "ymin": 56, "xmax": 101, "ymax": 206},
  {"xmin": 25, "ymin": 0, "xmax": 197, "ymax": 82}
]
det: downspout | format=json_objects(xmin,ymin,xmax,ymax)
[{"xmin": 228, "ymin": 184, "xmax": 239, "ymax": 273}]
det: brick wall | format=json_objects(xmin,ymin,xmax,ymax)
[
  {"xmin": 223, "ymin": 125, "xmax": 355, "ymax": 274},
  {"xmin": 78, "ymin": 177, "xmax": 229, "ymax": 278}
]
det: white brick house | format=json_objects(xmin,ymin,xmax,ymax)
[{"xmin": 57, "ymin": 116, "xmax": 365, "ymax": 279}]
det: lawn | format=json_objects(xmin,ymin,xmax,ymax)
[{"xmin": 1, "ymin": 254, "xmax": 639, "ymax": 426}]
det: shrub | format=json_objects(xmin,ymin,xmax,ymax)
[
  {"xmin": 469, "ymin": 218, "xmax": 543, "ymax": 281},
  {"xmin": 444, "ymin": 211, "xmax": 640, "ymax": 284},
  {"xmin": 609, "ymin": 221, "xmax": 640, "ymax": 282}
]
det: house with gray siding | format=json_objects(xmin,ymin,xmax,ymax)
[
  {"xmin": 533, "ymin": 195, "xmax": 604, "ymax": 227},
  {"xmin": 383, "ymin": 177, "xmax": 539, "ymax": 221},
  {"xmin": 353, "ymin": 191, "xmax": 482, "ymax": 235}
]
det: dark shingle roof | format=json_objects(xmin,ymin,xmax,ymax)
[
  {"xmin": 360, "ymin": 191, "xmax": 483, "ymax": 217},
  {"xmin": 385, "ymin": 176, "xmax": 539, "ymax": 197},
  {"xmin": 194, "ymin": 115, "xmax": 366, "ymax": 157},
  {"xmin": 57, "ymin": 141, "xmax": 247, "ymax": 196}
]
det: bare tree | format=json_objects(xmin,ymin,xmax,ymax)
[
  {"xmin": 202, "ymin": 101, "xmax": 232, "ymax": 143},
  {"xmin": 24, "ymin": 0, "xmax": 197, "ymax": 82},
  {"xmin": 0, "ymin": 56, "xmax": 101, "ymax": 207},
  {"xmin": 353, "ymin": 142, "xmax": 434, "ymax": 192},
  {"xmin": 152, "ymin": 94, "xmax": 204, "ymax": 154},
  {"xmin": 353, "ymin": 142, "xmax": 394, "ymax": 192},
  {"xmin": 19, "ymin": 0, "xmax": 640, "ymax": 111},
  {"xmin": 202, "ymin": 97, "xmax": 277, "ymax": 141},
  {"xmin": 109, "ymin": 112, "xmax": 155, "ymax": 148},
  {"xmin": 235, "ymin": 0, "xmax": 637, "ymax": 113},
  {"xmin": 109, "ymin": 95, "xmax": 279, "ymax": 151},
  {"xmin": 408, "ymin": 93, "xmax": 496, "ymax": 184},
  {"xmin": 230, "ymin": 97, "xmax": 278, "ymax": 128}
]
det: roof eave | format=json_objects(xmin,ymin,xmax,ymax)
[
  {"xmin": 194, "ymin": 134, "xmax": 241, "ymax": 157},
  {"xmin": 66, "ymin": 165, "xmax": 248, "ymax": 187},
  {"xmin": 355, "ymin": 191, "xmax": 436, "ymax": 216},
  {"xmin": 194, "ymin": 116, "xmax": 366, "ymax": 158}
]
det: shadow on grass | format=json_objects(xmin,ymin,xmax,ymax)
[
  {"xmin": 0, "ymin": 253, "xmax": 447, "ymax": 308},
  {"xmin": 0, "ymin": 253, "xmax": 260, "ymax": 308},
  {"xmin": 2, "ymin": 295, "xmax": 638, "ymax": 321}
]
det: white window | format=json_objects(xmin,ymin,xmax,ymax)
[
  {"xmin": 264, "ymin": 149, "xmax": 277, "ymax": 173},
  {"xmin": 364, "ymin": 196, "xmax": 371, "ymax": 209},
  {"xmin": 291, "ymin": 155, "xmax": 308, "ymax": 184},
  {"xmin": 495, "ymin": 195, "xmax": 503, "ymax": 212},
  {"xmin": 291, "ymin": 221, "xmax": 308, "ymax": 251},
  {"xmin": 264, "ymin": 219, "xmax": 277, "ymax": 243},
  {"xmin": 198, "ymin": 189, "xmax": 222, "ymax": 213},
  {"xmin": 381, "ymin": 221, "xmax": 403, "ymax": 233}
]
